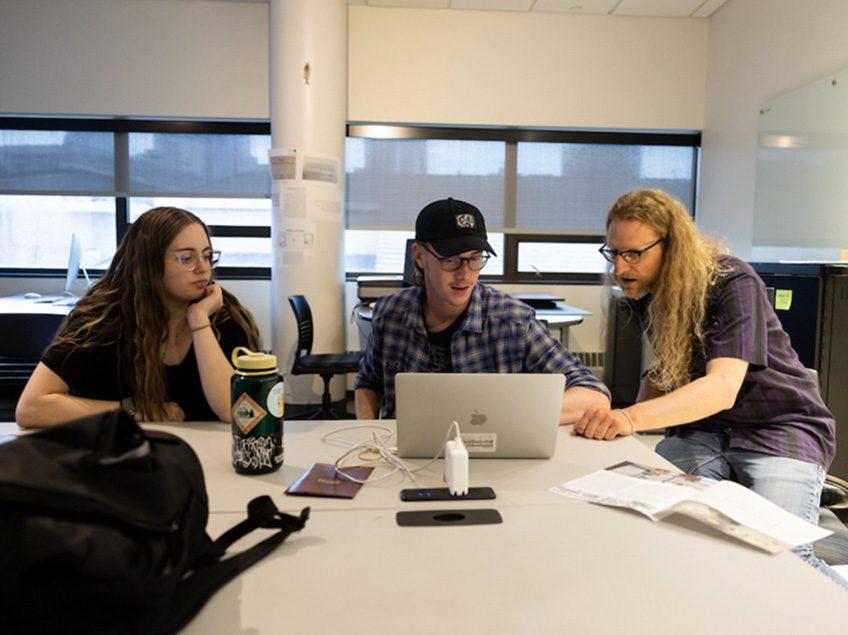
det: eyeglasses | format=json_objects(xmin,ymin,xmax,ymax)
[
  {"xmin": 171, "ymin": 249, "xmax": 221, "ymax": 270},
  {"xmin": 598, "ymin": 238, "xmax": 665, "ymax": 264},
  {"xmin": 422, "ymin": 244, "xmax": 489, "ymax": 272}
]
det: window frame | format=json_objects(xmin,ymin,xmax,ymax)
[
  {"xmin": 501, "ymin": 234, "xmax": 608, "ymax": 284},
  {"xmin": 346, "ymin": 123, "xmax": 700, "ymax": 284},
  {"xmin": 0, "ymin": 118, "xmax": 700, "ymax": 283},
  {"xmin": 0, "ymin": 117, "xmax": 273, "ymax": 280}
]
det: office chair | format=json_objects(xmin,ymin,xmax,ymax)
[
  {"xmin": 0, "ymin": 313, "xmax": 65, "ymax": 386},
  {"xmin": 287, "ymin": 295, "xmax": 363, "ymax": 420}
]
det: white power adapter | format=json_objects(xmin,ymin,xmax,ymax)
[{"xmin": 444, "ymin": 427, "xmax": 469, "ymax": 496}]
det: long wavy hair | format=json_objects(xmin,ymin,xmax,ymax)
[
  {"xmin": 606, "ymin": 189, "xmax": 726, "ymax": 392},
  {"xmin": 47, "ymin": 207, "xmax": 260, "ymax": 419}
]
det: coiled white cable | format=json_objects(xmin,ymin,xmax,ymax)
[{"xmin": 321, "ymin": 421, "xmax": 460, "ymax": 486}]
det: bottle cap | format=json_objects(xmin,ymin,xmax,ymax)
[{"xmin": 231, "ymin": 346, "xmax": 277, "ymax": 372}]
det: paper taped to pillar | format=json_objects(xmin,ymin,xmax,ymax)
[
  {"xmin": 275, "ymin": 218, "xmax": 317, "ymax": 267},
  {"xmin": 269, "ymin": 149, "xmax": 340, "ymax": 186},
  {"xmin": 273, "ymin": 180, "xmax": 341, "ymax": 221},
  {"xmin": 301, "ymin": 153, "xmax": 339, "ymax": 186},
  {"xmin": 297, "ymin": 152, "xmax": 342, "ymax": 220},
  {"xmin": 305, "ymin": 182, "xmax": 342, "ymax": 220},
  {"xmin": 269, "ymin": 148, "xmax": 298, "ymax": 181},
  {"xmin": 274, "ymin": 181, "xmax": 307, "ymax": 218}
]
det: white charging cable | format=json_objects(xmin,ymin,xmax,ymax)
[
  {"xmin": 322, "ymin": 421, "xmax": 461, "ymax": 487},
  {"xmin": 321, "ymin": 424, "xmax": 394, "ymax": 451}
]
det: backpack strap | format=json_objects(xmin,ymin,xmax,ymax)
[
  {"xmin": 206, "ymin": 495, "xmax": 304, "ymax": 557},
  {"xmin": 157, "ymin": 497, "xmax": 309, "ymax": 634}
]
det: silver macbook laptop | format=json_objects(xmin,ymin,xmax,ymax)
[{"xmin": 395, "ymin": 373, "xmax": 565, "ymax": 459}]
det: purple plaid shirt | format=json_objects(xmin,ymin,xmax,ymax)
[
  {"xmin": 676, "ymin": 256, "xmax": 836, "ymax": 468},
  {"xmin": 354, "ymin": 283, "xmax": 609, "ymax": 418}
]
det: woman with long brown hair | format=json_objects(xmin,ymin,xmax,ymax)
[{"xmin": 16, "ymin": 207, "xmax": 260, "ymax": 426}]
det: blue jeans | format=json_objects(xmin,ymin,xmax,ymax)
[{"xmin": 657, "ymin": 429, "xmax": 848, "ymax": 590}]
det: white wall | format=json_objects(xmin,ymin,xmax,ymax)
[
  {"xmin": 0, "ymin": 0, "xmax": 269, "ymax": 119},
  {"xmin": 0, "ymin": 1, "xmax": 707, "ymax": 128},
  {"xmin": 349, "ymin": 6, "xmax": 706, "ymax": 130},
  {"xmin": 698, "ymin": 0, "xmax": 848, "ymax": 258}
]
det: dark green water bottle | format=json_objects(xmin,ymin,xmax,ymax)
[{"xmin": 230, "ymin": 347, "xmax": 284, "ymax": 474}]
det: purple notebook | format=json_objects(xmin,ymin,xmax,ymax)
[{"xmin": 286, "ymin": 463, "xmax": 374, "ymax": 499}]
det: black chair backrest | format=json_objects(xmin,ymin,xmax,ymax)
[
  {"xmin": 402, "ymin": 238, "xmax": 417, "ymax": 287},
  {"xmin": 287, "ymin": 296, "xmax": 314, "ymax": 360},
  {"xmin": 0, "ymin": 313, "xmax": 65, "ymax": 358}
]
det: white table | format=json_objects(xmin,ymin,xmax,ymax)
[
  {"xmin": 4, "ymin": 420, "xmax": 847, "ymax": 632},
  {"xmin": 0, "ymin": 293, "xmax": 76, "ymax": 315},
  {"xmin": 143, "ymin": 420, "xmax": 667, "ymax": 513}
]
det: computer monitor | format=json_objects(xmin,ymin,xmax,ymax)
[
  {"xmin": 29, "ymin": 234, "xmax": 89, "ymax": 305},
  {"xmin": 63, "ymin": 233, "xmax": 82, "ymax": 295},
  {"xmin": 55, "ymin": 234, "xmax": 90, "ymax": 303}
]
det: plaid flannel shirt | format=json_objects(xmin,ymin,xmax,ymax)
[{"xmin": 354, "ymin": 283, "xmax": 609, "ymax": 418}]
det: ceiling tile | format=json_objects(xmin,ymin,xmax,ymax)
[
  {"xmin": 692, "ymin": 0, "xmax": 727, "ymax": 18},
  {"xmin": 613, "ymin": 0, "xmax": 705, "ymax": 17},
  {"xmin": 366, "ymin": 0, "xmax": 450, "ymax": 8},
  {"xmin": 532, "ymin": 0, "xmax": 619, "ymax": 15},
  {"xmin": 451, "ymin": 0, "xmax": 535, "ymax": 11}
]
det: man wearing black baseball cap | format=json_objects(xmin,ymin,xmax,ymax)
[
  {"xmin": 355, "ymin": 198, "xmax": 610, "ymax": 420},
  {"xmin": 414, "ymin": 197, "xmax": 497, "ymax": 260}
]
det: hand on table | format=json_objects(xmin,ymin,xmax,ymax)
[{"xmin": 572, "ymin": 406, "xmax": 632, "ymax": 440}]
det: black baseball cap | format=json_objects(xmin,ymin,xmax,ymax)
[{"xmin": 414, "ymin": 198, "xmax": 496, "ymax": 257}]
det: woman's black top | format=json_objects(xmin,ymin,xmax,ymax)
[{"xmin": 41, "ymin": 318, "xmax": 250, "ymax": 421}]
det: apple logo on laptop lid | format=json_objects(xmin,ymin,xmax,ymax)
[{"xmin": 469, "ymin": 410, "xmax": 487, "ymax": 426}]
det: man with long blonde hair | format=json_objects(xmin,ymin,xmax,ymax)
[{"xmin": 573, "ymin": 189, "xmax": 844, "ymax": 587}]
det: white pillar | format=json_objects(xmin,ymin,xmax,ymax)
[{"xmin": 269, "ymin": 0, "xmax": 347, "ymax": 406}]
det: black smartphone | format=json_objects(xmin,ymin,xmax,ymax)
[{"xmin": 400, "ymin": 487, "xmax": 496, "ymax": 502}]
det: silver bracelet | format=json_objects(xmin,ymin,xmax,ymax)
[{"xmin": 615, "ymin": 409, "xmax": 636, "ymax": 436}]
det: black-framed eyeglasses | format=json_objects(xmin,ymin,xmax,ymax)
[
  {"xmin": 598, "ymin": 238, "xmax": 665, "ymax": 264},
  {"xmin": 171, "ymin": 248, "xmax": 222, "ymax": 270},
  {"xmin": 422, "ymin": 244, "xmax": 489, "ymax": 272}
]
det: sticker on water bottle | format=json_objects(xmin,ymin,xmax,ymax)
[
  {"xmin": 267, "ymin": 382, "xmax": 284, "ymax": 418},
  {"xmin": 232, "ymin": 393, "xmax": 266, "ymax": 435}
]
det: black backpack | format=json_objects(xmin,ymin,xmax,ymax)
[{"xmin": 0, "ymin": 410, "xmax": 309, "ymax": 634}]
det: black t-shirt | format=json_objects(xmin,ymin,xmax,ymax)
[
  {"xmin": 425, "ymin": 311, "xmax": 467, "ymax": 373},
  {"xmin": 42, "ymin": 318, "xmax": 251, "ymax": 421}
]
